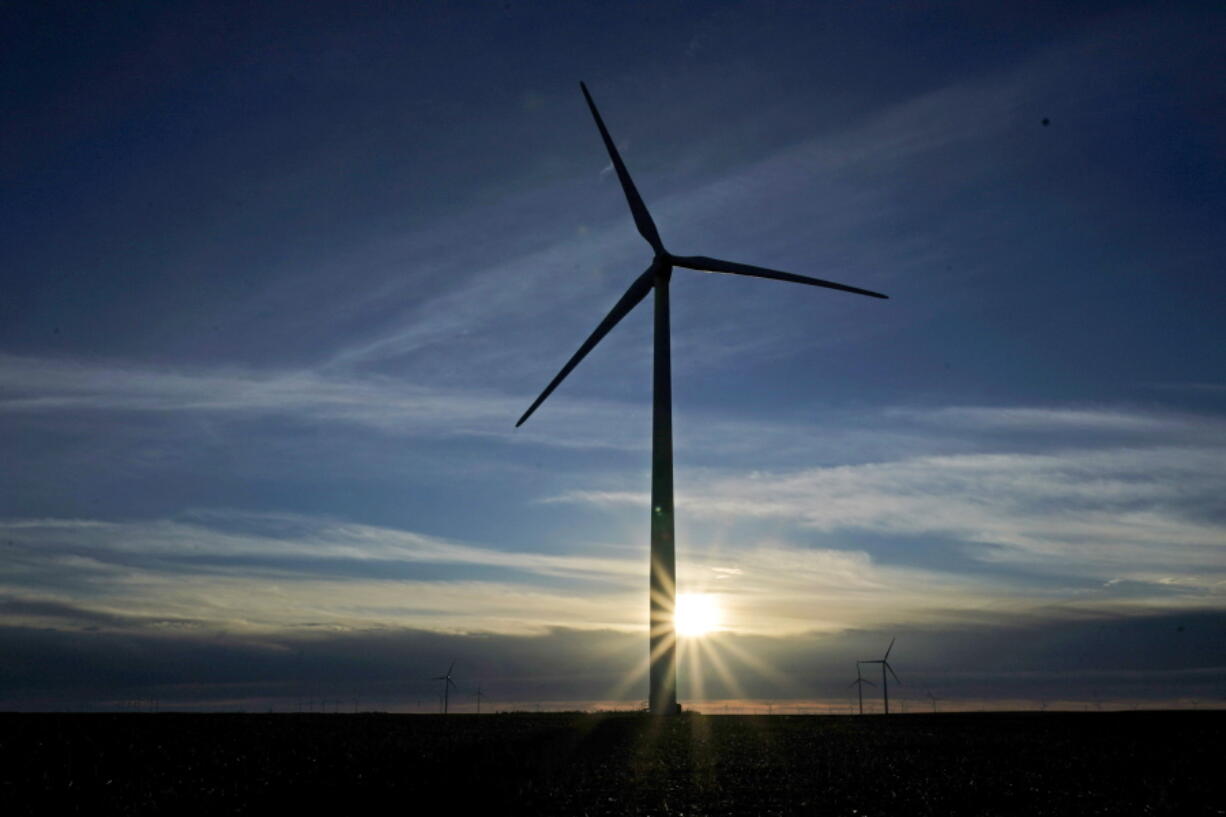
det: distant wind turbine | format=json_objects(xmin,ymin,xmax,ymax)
[
  {"xmin": 433, "ymin": 661, "xmax": 458, "ymax": 715},
  {"xmin": 858, "ymin": 638, "xmax": 901, "ymax": 715},
  {"xmin": 850, "ymin": 663, "xmax": 876, "ymax": 715},
  {"xmin": 517, "ymin": 82, "xmax": 888, "ymax": 716},
  {"xmin": 475, "ymin": 683, "xmax": 485, "ymax": 714},
  {"xmin": 927, "ymin": 690, "xmax": 939, "ymax": 713}
]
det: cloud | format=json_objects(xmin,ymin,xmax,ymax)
[
  {"xmin": 3, "ymin": 345, "xmax": 1222, "ymax": 694},
  {"xmin": 0, "ymin": 353, "xmax": 1084, "ymax": 465},
  {"xmin": 290, "ymin": 16, "xmax": 1080, "ymax": 382},
  {"xmin": 554, "ymin": 408, "xmax": 1226, "ymax": 601},
  {"xmin": 0, "ymin": 352, "xmax": 652, "ymax": 451},
  {"xmin": 0, "ymin": 596, "xmax": 196, "ymax": 629},
  {"xmin": 5, "ymin": 353, "xmax": 1222, "ymax": 620},
  {"xmin": 900, "ymin": 406, "xmax": 1208, "ymax": 434},
  {"xmin": 0, "ymin": 511, "xmax": 645, "ymax": 636},
  {"xmin": 0, "ymin": 505, "xmax": 1009, "ymax": 639}
]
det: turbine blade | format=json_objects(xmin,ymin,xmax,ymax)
[
  {"xmin": 447, "ymin": 660, "xmax": 455, "ymax": 677},
  {"xmin": 670, "ymin": 255, "xmax": 888, "ymax": 299},
  {"xmin": 886, "ymin": 662, "xmax": 902, "ymax": 685},
  {"xmin": 580, "ymin": 82, "xmax": 664, "ymax": 254},
  {"xmin": 863, "ymin": 679, "xmax": 876, "ymax": 687},
  {"xmin": 516, "ymin": 267, "xmax": 655, "ymax": 427},
  {"xmin": 884, "ymin": 637, "xmax": 895, "ymax": 661}
]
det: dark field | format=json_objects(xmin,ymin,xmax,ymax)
[{"xmin": 2, "ymin": 711, "xmax": 1221, "ymax": 815}]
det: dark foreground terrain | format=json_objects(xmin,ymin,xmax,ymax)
[{"xmin": 2, "ymin": 711, "xmax": 1221, "ymax": 815}]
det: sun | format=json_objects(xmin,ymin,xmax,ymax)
[{"xmin": 675, "ymin": 593, "xmax": 723, "ymax": 638}]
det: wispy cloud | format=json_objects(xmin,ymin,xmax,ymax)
[
  {"xmin": 300, "ymin": 23, "xmax": 1064, "ymax": 382},
  {"xmin": 0, "ymin": 353, "xmax": 1006, "ymax": 462},
  {"xmin": 0, "ymin": 511, "xmax": 644, "ymax": 635},
  {"xmin": 0, "ymin": 508, "xmax": 1050, "ymax": 640},
  {"xmin": 899, "ymin": 406, "xmax": 1209, "ymax": 434},
  {"xmin": 0, "ymin": 353, "xmax": 654, "ymax": 451},
  {"xmin": 558, "ymin": 437, "xmax": 1226, "ymax": 598},
  {"xmin": 11, "ymin": 412, "xmax": 1221, "ymax": 641}
]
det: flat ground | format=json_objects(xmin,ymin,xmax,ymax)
[{"xmin": 1, "ymin": 711, "xmax": 1220, "ymax": 815}]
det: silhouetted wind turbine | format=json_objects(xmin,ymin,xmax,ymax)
[
  {"xmin": 517, "ymin": 82, "xmax": 888, "ymax": 715},
  {"xmin": 433, "ymin": 661, "xmax": 458, "ymax": 715},
  {"xmin": 850, "ymin": 663, "xmax": 876, "ymax": 715},
  {"xmin": 927, "ymin": 690, "xmax": 939, "ymax": 713},
  {"xmin": 858, "ymin": 638, "xmax": 901, "ymax": 715}
]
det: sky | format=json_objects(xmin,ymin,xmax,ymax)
[{"xmin": 2, "ymin": 0, "xmax": 1223, "ymax": 712}]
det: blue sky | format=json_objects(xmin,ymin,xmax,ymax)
[{"xmin": 2, "ymin": 0, "xmax": 1223, "ymax": 711}]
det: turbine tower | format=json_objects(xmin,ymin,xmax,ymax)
[
  {"xmin": 517, "ymin": 82, "xmax": 888, "ymax": 715},
  {"xmin": 850, "ymin": 663, "xmax": 876, "ymax": 715},
  {"xmin": 858, "ymin": 638, "xmax": 901, "ymax": 715},
  {"xmin": 433, "ymin": 660, "xmax": 458, "ymax": 715}
]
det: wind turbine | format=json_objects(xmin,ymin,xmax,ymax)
[
  {"xmin": 927, "ymin": 690, "xmax": 939, "ymax": 714},
  {"xmin": 517, "ymin": 82, "xmax": 888, "ymax": 715},
  {"xmin": 475, "ymin": 683, "xmax": 485, "ymax": 714},
  {"xmin": 433, "ymin": 661, "xmax": 458, "ymax": 715},
  {"xmin": 858, "ymin": 637, "xmax": 901, "ymax": 715},
  {"xmin": 849, "ymin": 663, "xmax": 876, "ymax": 715}
]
